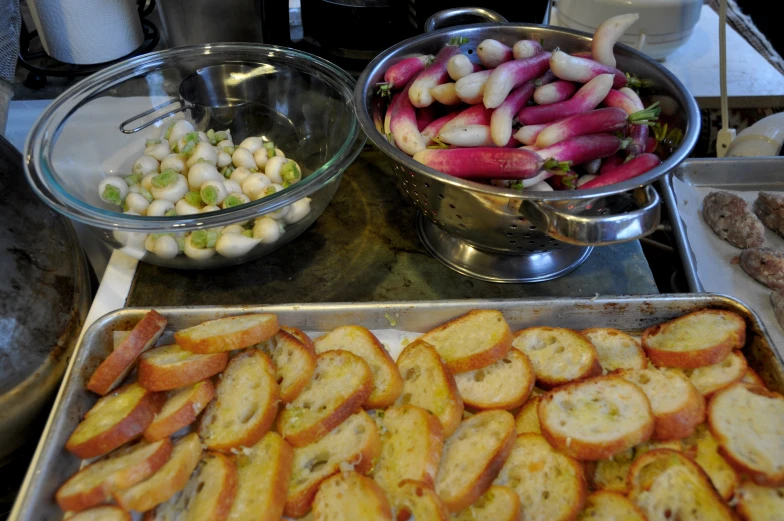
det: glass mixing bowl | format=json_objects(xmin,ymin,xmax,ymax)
[{"xmin": 25, "ymin": 43, "xmax": 365, "ymax": 269}]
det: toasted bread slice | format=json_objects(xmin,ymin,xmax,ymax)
[
  {"xmin": 66, "ymin": 383, "xmax": 165, "ymax": 459},
  {"xmin": 684, "ymin": 350, "xmax": 748, "ymax": 397},
  {"xmin": 642, "ymin": 310, "xmax": 746, "ymax": 369},
  {"xmin": 435, "ymin": 410, "xmax": 516, "ymax": 512},
  {"xmin": 57, "ymin": 438, "xmax": 172, "ymax": 512},
  {"xmin": 144, "ymin": 380, "xmax": 215, "ymax": 441},
  {"xmin": 493, "ymin": 434, "xmax": 586, "ymax": 521},
  {"xmin": 257, "ymin": 330, "xmax": 317, "ymax": 403},
  {"xmin": 277, "ymin": 350, "xmax": 372, "ymax": 447},
  {"xmin": 590, "ymin": 439, "xmax": 683, "ymax": 494},
  {"xmin": 514, "ymin": 396, "xmax": 542, "ymax": 435},
  {"xmin": 575, "ymin": 491, "xmax": 646, "ymax": 521},
  {"xmin": 67, "ymin": 506, "xmax": 131, "ymax": 521},
  {"xmin": 681, "ymin": 424, "xmax": 738, "ymax": 501},
  {"xmin": 454, "ymin": 348, "xmax": 535, "ymax": 410},
  {"xmin": 138, "ymin": 344, "xmax": 228, "ymax": 392},
  {"xmin": 617, "ymin": 368, "xmax": 705, "ymax": 441},
  {"xmin": 512, "ymin": 327, "xmax": 602, "ymax": 389},
  {"xmin": 735, "ymin": 481, "xmax": 784, "ymax": 521},
  {"xmin": 114, "ymin": 433, "xmax": 203, "ymax": 512},
  {"xmin": 581, "ymin": 328, "xmax": 647, "ymax": 372},
  {"xmin": 742, "ymin": 367, "xmax": 765, "ymax": 387},
  {"xmin": 538, "ymin": 375, "xmax": 654, "ymax": 460},
  {"xmin": 227, "ymin": 432, "xmax": 293, "ymax": 521},
  {"xmin": 144, "ymin": 452, "xmax": 238, "ymax": 521},
  {"xmin": 373, "ymin": 405, "xmax": 444, "ymax": 492},
  {"xmin": 394, "ymin": 340, "xmax": 464, "ymax": 437},
  {"xmin": 628, "ymin": 449, "xmax": 736, "ymax": 521},
  {"xmin": 313, "ymin": 471, "xmax": 392, "ymax": 521},
  {"xmin": 175, "ymin": 314, "xmax": 279, "ymax": 354},
  {"xmin": 709, "ymin": 382, "xmax": 784, "ymax": 486},
  {"xmin": 418, "ymin": 310, "xmax": 512, "ymax": 374},
  {"xmin": 386, "ymin": 480, "xmax": 449, "ymax": 521},
  {"xmin": 199, "ymin": 350, "xmax": 279, "ymax": 452},
  {"xmin": 285, "ymin": 411, "xmax": 381, "ymax": 518},
  {"xmin": 314, "ymin": 326, "xmax": 403, "ymax": 408},
  {"xmin": 281, "ymin": 326, "xmax": 316, "ymax": 354},
  {"xmin": 452, "ymin": 485, "xmax": 522, "ymax": 521},
  {"xmin": 88, "ymin": 310, "xmax": 168, "ymax": 395}
]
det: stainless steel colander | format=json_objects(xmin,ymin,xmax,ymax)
[{"xmin": 355, "ymin": 14, "xmax": 699, "ymax": 283}]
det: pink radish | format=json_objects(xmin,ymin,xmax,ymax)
[
  {"xmin": 439, "ymin": 105, "xmax": 493, "ymax": 136},
  {"xmin": 578, "ymin": 153, "xmax": 660, "ymax": 189},
  {"xmin": 600, "ymin": 154, "xmax": 624, "ymax": 174},
  {"xmin": 535, "ymin": 70, "xmax": 557, "ymax": 87},
  {"xmin": 489, "ymin": 81, "xmax": 536, "ymax": 146},
  {"xmin": 421, "ymin": 112, "xmax": 459, "ymax": 145},
  {"xmin": 576, "ymin": 174, "xmax": 598, "ymax": 187},
  {"xmin": 409, "ymin": 39, "xmax": 465, "ymax": 108},
  {"xmin": 518, "ymin": 73, "xmax": 614, "ymax": 125},
  {"xmin": 483, "ymin": 51, "xmax": 552, "ymax": 109},
  {"xmin": 645, "ymin": 136, "xmax": 657, "ymax": 154},
  {"xmin": 455, "ymin": 69, "xmax": 493, "ymax": 104},
  {"xmin": 413, "ymin": 148, "xmax": 562, "ymax": 179},
  {"xmin": 533, "ymin": 80, "xmax": 578, "ymax": 105},
  {"xmin": 384, "ymin": 95, "xmax": 395, "ymax": 136},
  {"xmin": 447, "ymin": 54, "xmax": 483, "ymax": 81},
  {"xmin": 592, "ymin": 13, "xmax": 640, "ymax": 68},
  {"xmin": 605, "ymin": 87, "xmax": 653, "ymax": 157},
  {"xmin": 383, "ymin": 55, "xmax": 433, "ymax": 89},
  {"xmin": 430, "ymin": 83, "xmax": 461, "ymax": 105},
  {"xmin": 548, "ymin": 171, "xmax": 580, "ymax": 190},
  {"xmin": 391, "ymin": 78, "xmax": 427, "ymax": 155},
  {"xmin": 513, "ymin": 40, "xmax": 544, "ymax": 60},
  {"xmin": 439, "ymin": 125, "xmax": 495, "ymax": 147},
  {"xmin": 603, "ymin": 89, "xmax": 638, "ymax": 114},
  {"xmin": 537, "ymin": 133, "xmax": 623, "ymax": 166},
  {"xmin": 416, "ymin": 106, "xmax": 439, "ymax": 131},
  {"xmin": 550, "ymin": 51, "xmax": 626, "ymax": 88},
  {"xmin": 514, "ymin": 124, "xmax": 547, "ymax": 145},
  {"xmin": 477, "ymin": 39, "xmax": 514, "ymax": 68},
  {"xmin": 535, "ymin": 106, "xmax": 658, "ymax": 148}
]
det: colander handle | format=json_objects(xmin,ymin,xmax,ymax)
[
  {"xmin": 119, "ymin": 99, "xmax": 186, "ymax": 134},
  {"xmin": 520, "ymin": 185, "xmax": 661, "ymax": 246},
  {"xmin": 424, "ymin": 7, "xmax": 508, "ymax": 33}
]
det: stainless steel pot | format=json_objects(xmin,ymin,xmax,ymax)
[{"xmin": 354, "ymin": 13, "xmax": 700, "ymax": 282}]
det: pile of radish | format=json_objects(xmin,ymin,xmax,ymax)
[{"xmin": 378, "ymin": 13, "xmax": 685, "ymax": 191}]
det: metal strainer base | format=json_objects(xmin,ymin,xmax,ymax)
[{"xmin": 416, "ymin": 214, "xmax": 593, "ymax": 283}]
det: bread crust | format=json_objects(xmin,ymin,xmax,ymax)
[
  {"xmin": 258, "ymin": 330, "xmax": 317, "ymax": 403},
  {"xmin": 281, "ymin": 326, "xmax": 316, "ymax": 354},
  {"xmin": 87, "ymin": 310, "xmax": 167, "ymax": 395},
  {"xmin": 175, "ymin": 314, "xmax": 280, "ymax": 354},
  {"xmin": 143, "ymin": 380, "xmax": 215, "ymax": 441},
  {"xmin": 68, "ymin": 506, "xmax": 132, "ymax": 521},
  {"xmin": 138, "ymin": 344, "xmax": 228, "ymax": 391},
  {"xmin": 581, "ymin": 328, "xmax": 647, "ymax": 372},
  {"xmin": 685, "ymin": 350, "xmax": 748, "ymax": 397}
]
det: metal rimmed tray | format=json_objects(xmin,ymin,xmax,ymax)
[{"xmin": 10, "ymin": 295, "xmax": 784, "ymax": 521}]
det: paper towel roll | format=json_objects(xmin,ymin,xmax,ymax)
[{"xmin": 28, "ymin": 0, "xmax": 144, "ymax": 65}]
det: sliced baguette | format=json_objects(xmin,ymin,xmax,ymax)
[
  {"xmin": 514, "ymin": 396, "xmax": 542, "ymax": 435},
  {"xmin": 684, "ymin": 350, "xmax": 748, "ymax": 397},
  {"xmin": 682, "ymin": 424, "xmax": 738, "ymax": 501},
  {"xmin": 227, "ymin": 432, "xmax": 294, "ymax": 521},
  {"xmin": 314, "ymin": 325, "xmax": 403, "ymax": 408},
  {"xmin": 742, "ymin": 367, "xmax": 765, "ymax": 387},
  {"xmin": 373, "ymin": 405, "xmax": 444, "ymax": 492},
  {"xmin": 313, "ymin": 471, "xmax": 392, "ymax": 521},
  {"xmin": 512, "ymin": 327, "xmax": 602, "ymax": 389},
  {"xmin": 57, "ymin": 438, "xmax": 172, "ymax": 512},
  {"xmin": 454, "ymin": 348, "xmax": 535, "ymax": 410},
  {"xmin": 617, "ymin": 367, "xmax": 705, "ymax": 441},
  {"xmin": 451, "ymin": 485, "xmax": 522, "ymax": 521},
  {"xmin": 418, "ymin": 310, "xmax": 512, "ymax": 373},
  {"xmin": 144, "ymin": 380, "xmax": 215, "ymax": 441},
  {"xmin": 175, "ymin": 314, "xmax": 279, "ymax": 354},
  {"xmin": 493, "ymin": 433, "xmax": 586, "ymax": 521},
  {"xmin": 628, "ymin": 449, "xmax": 736, "ymax": 521},
  {"xmin": 708, "ymin": 382, "xmax": 784, "ymax": 486},
  {"xmin": 735, "ymin": 481, "xmax": 784, "ymax": 521},
  {"xmin": 114, "ymin": 433, "xmax": 202, "ymax": 512},
  {"xmin": 277, "ymin": 350, "xmax": 372, "ymax": 447},
  {"xmin": 281, "ymin": 326, "xmax": 316, "ymax": 354},
  {"xmin": 66, "ymin": 383, "xmax": 165, "ymax": 459},
  {"xmin": 575, "ymin": 491, "xmax": 646, "ymax": 521},
  {"xmin": 143, "ymin": 452, "xmax": 238, "ymax": 521},
  {"xmin": 199, "ymin": 350, "xmax": 279, "ymax": 452},
  {"xmin": 257, "ymin": 329, "xmax": 317, "ymax": 403},
  {"xmin": 581, "ymin": 328, "xmax": 647, "ymax": 372},
  {"xmin": 285, "ymin": 411, "xmax": 381, "ymax": 518},
  {"xmin": 88, "ymin": 310, "xmax": 168, "ymax": 395},
  {"xmin": 138, "ymin": 344, "xmax": 228, "ymax": 392},
  {"xmin": 386, "ymin": 480, "xmax": 450, "ymax": 521},
  {"xmin": 435, "ymin": 410, "xmax": 516, "ymax": 512},
  {"xmin": 641, "ymin": 310, "xmax": 746, "ymax": 369},
  {"xmin": 394, "ymin": 340, "xmax": 464, "ymax": 437},
  {"xmin": 67, "ymin": 506, "xmax": 131, "ymax": 521},
  {"xmin": 538, "ymin": 375, "xmax": 654, "ymax": 460},
  {"xmin": 590, "ymin": 439, "xmax": 683, "ymax": 494}
]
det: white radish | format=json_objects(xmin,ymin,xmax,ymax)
[
  {"xmin": 477, "ymin": 39, "xmax": 513, "ymax": 68},
  {"xmin": 483, "ymin": 52, "xmax": 552, "ymax": 109},
  {"xmin": 238, "ymin": 137, "xmax": 263, "ymax": 153},
  {"xmin": 253, "ymin": 217, "xmax": 282, "ymax": 243},
  {"xmin": 200, "ymin": 205, "xmax": 221, "ymax": 214},
  {"xmin": 265, "ymin": 155, "xmax": 288, "ymax": 184},
  {"xmin": 144, "ymin": 234, "xmax": 156, "ymax": 252},
  {"xmin": 197, "ymin": 131, "xmax": 209, "ymax": 142},
  {"xmin": 447, "ymin": 54, "xmax": 476, "ymax": 81},
  {"xmin": 528, "ymin": 180, "xmax": 554, "ymax": 191},
  {"xmin": 592, "ymin": 13, "xmax": 640, "ymax": 68},
  {"xmin": 221, "ymin": 224, "xmax": 246, "ymax": 235},
  {"xmin": 215, "ymin": 232, "xmax": 260, "ymax": 258},
  {"xmin": 513, "ymin": 40, "xmax": 544, "ymax": 60},
  {"xmin": 175, "ymin": 199, "xmax": 201, "ymax": 215},
  {"xmin": 284, "ymin": 198, "xmax": 311, "ymax": 224},
  {"xmin": 160, "ymin": 154, "xmax": 188, "ymax": 175},
  {"xmin": 518, "ymin": 74, "xmax": 614, "ymax": 125},
  {"xmin": 98, "ymin": 176, "xmax": 129, "ymax": 206},
  {"xmin": 186, "ymin": 142, "xmax": 218, "ymax": 168},
  {"xmin": 167, "ymin": 120, "xmax": 195, "ymax": 146},
  {"xmin": 183, "ymin": 234, "xmax": 215, "ymax": 260},
  {"xmin": 390, "ymin": 86, "xmax": 427, "ymax": 155},
  {"xmin": 439, "ymin": 125, "xmax": 495, "ymax": 147},
  {"xmin": 549, "ymin": 50, "xmax": 626, "ymax": 88},
  {"xmin": 253, "ymin": 148, "xmax": 270, "ymax": 169},
  {"xmin": 577, "ymin": 174, "xmax": 599, "ymax": 187},
  {"xmin": 533, "ymin": 81, "xmax": 578, "ymax": 105},
  {"xmin": 222, "ymin": 193, "xmax": 250, "ymax": 209},
  {"xmin": 583, "ymin": 159, "xmax": 602, "ymax": 175},
  {"xmin": 490, "ymin": 82, "xmax": 536, "ymax": 146},
  {"xmin": 125, "ymin": 192, "xmax": 150, "ymax": 215},
  {"xmin": 113, "ymin": 211, "xmax": 146, "ymax": 251},
  {"xmin": 187, "ymin": 162, "xmax": 223, "ymax": 191},
  {"xmin": 150, "ymin": 172, "xmax": 189, "ymax": 203},
  {"xmin": 260, "ymin": 184, "xmax": 289, "ymax": 220},
  {"xmin": 216, "ymin": 139, "xmax": 234, "ymax": 150},
  {"xmin": 153, "ymin": 235, "xmax": 179, "ymax": 259},
  {"xmin": 230, "ymin": 167, "xmax": 253, "ymax": 184},
  {"xmin": 216, "ymin": 150, "xmax": 232, "ymax": 168},
  {"xmin": 455, "ymin": 70, "xmax": 492, "ymax": 105},
  {"xmin": 232, "ymin": 147, "xmax": 256, "ymax": 169},
  {"xmin": 514, "ymin": 125, "xmax": 547, "ymax": 145},
  {"xmin": 141, "ymin": 173, "xmax": 157, "ymax": 191},
  {"xmin": 242, "ymin": 172, "xmax": 272, "ymax": 199},
  {"xmin": 223, "ymin": 180, "xmax": 242, "ymax": 195},
  {"xmin": 430, "ymin": 83, "xmax": 461, "ymax": 105},
  {"xmin": 147, "ymin": 199, "xmax": 175, "ymax": 216},
  {"xmin": 200, "ymin": 180, "xmax": 228, "ymax": 206},
  {"xmin": 132, "ymin": 155, "xmax": 160, "ymax": 176},
  {"xmin": 145, "ymin": 142, "xmax": 170, "ymax": 161}
]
